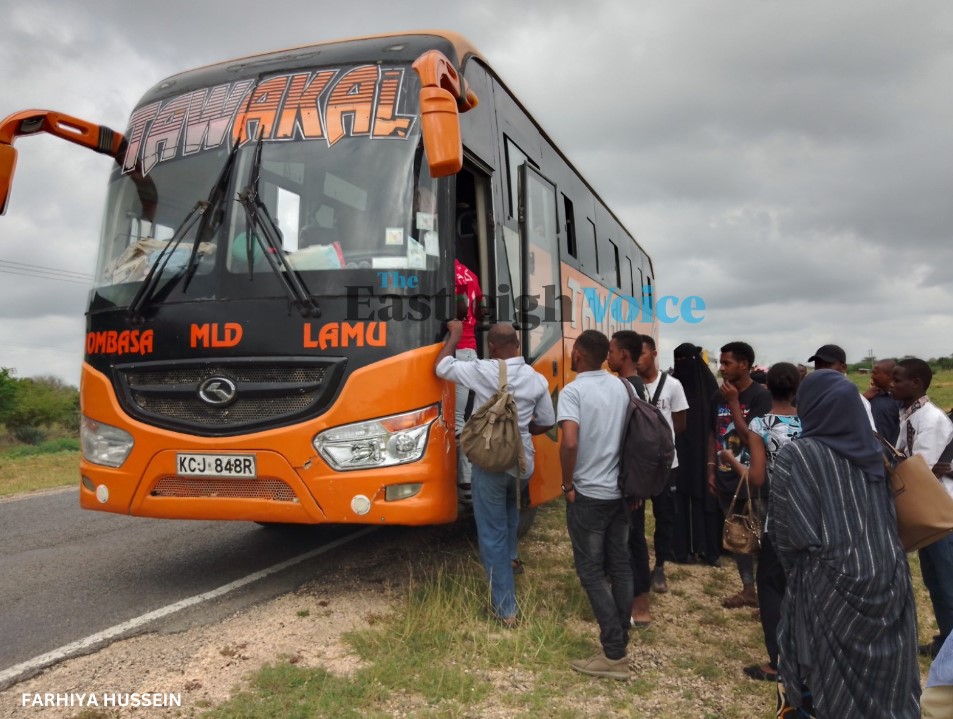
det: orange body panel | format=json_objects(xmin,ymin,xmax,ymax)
[
  {"xmin": 79, "ymin": 344, "xmax": 461, "ymax": 525},
  {"xmin": 526, "ymin": 341, "xmax": 563, "ymax": 507}
]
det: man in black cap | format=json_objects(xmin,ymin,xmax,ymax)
[
  {"xmin": 808, "ymin": 344, "xmax": 847, "ymax": 372},
  {"xmin": 807, "ymin": 344, "xmax": 876, "ymax": 430}
]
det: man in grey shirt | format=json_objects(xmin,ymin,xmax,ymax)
[
  {"xmin": 436, "ymin": 320, "xmax": 555, "ymax": 626},
  {"xmin": 557, "ymin": 329, "xmax": 632, "ymax": 680}
]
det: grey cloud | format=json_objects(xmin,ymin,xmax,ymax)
[{"xmin": 2, "ymin": 0, "xmax": 952, "ymax": 382}]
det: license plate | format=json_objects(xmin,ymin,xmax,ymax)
[{"xmin": 176, "ymin": 453, "xmax": 257, "ymax": 478}]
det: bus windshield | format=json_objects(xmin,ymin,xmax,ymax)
[{"xmin": 94, "ymin": 66, "xmax": 440, "ymax": 305}]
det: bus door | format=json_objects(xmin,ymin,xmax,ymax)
[
  {"xmin": 518, "ymin": 163, "xmax": 563, "ymax": 505},
  {"xmin": 453, "ymin": 163, "xmax": 492, "ymax": 336}
]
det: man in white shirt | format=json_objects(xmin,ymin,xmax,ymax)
[
  {"xmin": 435, "ymin": 321, "xmax": 555, "ymax": 626},
  {"xmin": 892, "ymin": 357, "xmax": 953, "ymax": 659},
  {"xmin": 635, "ymin": 336, "xmax": 688, "ymax": 593},
  {"xmin": 558, "ymin": 330, "xmax": 632, "ymax": 680}
]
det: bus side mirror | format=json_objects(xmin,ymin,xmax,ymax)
[
  {"xmin": 413, "ymin": 50, "xmax": 478, "ymax": 179},
  {"xmin": 0, "ymin": 144, "xmax": 17, "ymax": 215},
  {"xmin": 419, "ymin": 87, "xmax": 462, "ymax": 178}
]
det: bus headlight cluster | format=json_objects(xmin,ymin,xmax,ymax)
[
  {"xmin": 313, "ymin": 405, "xmax": 438, "ymax": 471},
  {"xmin": 81, "ymin": 417, "xmax": 135, "ymax": 468}
]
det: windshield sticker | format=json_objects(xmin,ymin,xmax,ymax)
[
  {"xmin": 385, "ymin": 228, "xmax": 404, "ymax": 246},
  {"xmin": 424, "ymin": 231, "xmax": 439, "ymax": 256},
  {"xmin": 122, "ymin": 66, "xmax": 417, "ymax": 176},
  {"xmin": 415, "ymin": 212, "xmax": 435, "ymax": 231},
  {"xmin": 371, "ymin": 257, "xmax": 409, "ymax": 270},
  {"xmin": 407, "ymin": 237, "xmax": 427, "ymax": 269}
]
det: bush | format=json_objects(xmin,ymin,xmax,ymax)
[
  {"xmin": 10, "ymin": 425, "xmax": 46, "ymax": 446},
  {"xmin": 2, "ymin": 437, "xmax": 80, "ymax": 458}
]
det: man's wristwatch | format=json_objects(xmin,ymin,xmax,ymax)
[{"xmin": 561, "ymin": 483, "xmax": 574, "ymax": 493}]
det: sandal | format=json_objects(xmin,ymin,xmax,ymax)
[
  {"xmin": 743, "ymin": 664, "xmax": 778, "ymax": 682},
  {"xmin": 722, "ymin": 592, "xmax": 758, "ymax": 609},
  {"xmin": 742, "ymin": 664, "xmax": 778, "ymax": 682}
]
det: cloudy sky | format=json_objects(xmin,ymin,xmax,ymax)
[{"xmin": 1, "ymin": 0, "xmax": 951, "ymax": 384}]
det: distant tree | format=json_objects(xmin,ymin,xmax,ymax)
[
  {"xmin": 932, "ymin": 355, "xmax": 953, "ymax": 371},
  {"xmin": 4, "ymin": 375, "xmax": 80, "ymax": 443},
  {"xmin": 0, "ymin": 367, "xmax": 17, "ymax": 424}
]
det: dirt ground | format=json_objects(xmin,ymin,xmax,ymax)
[
  {"xmin": 1, "ymin": 512, "xmax": 933, "ymax": 719},
  {"xmin": 0, "ymin": 530, "xmax": 404, "ymax": 719}
]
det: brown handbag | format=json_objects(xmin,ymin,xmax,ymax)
[
  {"xmin": 878, "ymin": 435, "xmax": 953, "ymax": 552},
  {"xmin": 722, "ymin": 471, "xmax": 762, "ymax": 555}
]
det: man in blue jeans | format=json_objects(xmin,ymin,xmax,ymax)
[
  {"xmin": 435, "ymin": 320, "xmax": 555, "ymax": 626},
  {"xmin": 558, "ymin": 330, "xmax": 633, "ymax": 679}
]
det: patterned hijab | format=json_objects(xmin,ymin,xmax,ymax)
[{"xmin": 797, "ymin": 369, "xmax": 884, "ymax": 481}]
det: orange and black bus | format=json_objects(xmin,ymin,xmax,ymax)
[{"xmin": 0, "ymin": 31, "xmax": 656, "ymax": 528}]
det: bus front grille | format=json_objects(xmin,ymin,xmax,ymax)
[
  {"xmin": 151, "ymin": 475, "xmax": 298, "ymax": 502},
  {"xmin": 113, "ymin": 357, "xmax": 347, "ymax": 436}
]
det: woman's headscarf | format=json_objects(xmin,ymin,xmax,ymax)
[
  {"xmin": 796, "ymin": 369, "xmax": 885, "ymax": 480},
  {"xmin": 672, "ymin": 343, "xmax": 718, "ymax": 402}
]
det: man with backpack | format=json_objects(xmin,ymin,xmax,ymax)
[
  {"xmin": 558, "ymin": 330, "xmax": 634, "ymax": 679},
  {"xmin": 609, "ymin": 331, "xmax": 687, "ymax": 626},
  {"xmin": 435, "ymin": 320, "xmax": 555, "ymax": 627}
]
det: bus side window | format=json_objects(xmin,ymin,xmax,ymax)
[
  {"xmin": 609, "ymin": 239, "xmax": 621, "ymax": 290},
  {"xmin": 504, "ymin": 137, "xmax": 531, "ymax": 220},
  {"xmin": 563, "ymin": 194, "xmax": 577, "ymax": 259},
  {"xmin": 578, "ymin": 218, "xmax": 597, "ymax": 275}
]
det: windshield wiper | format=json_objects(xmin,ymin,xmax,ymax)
[
  {"xmin": 126, "ymin": 137, "xmax": 242, "ymax": 321},
  {"xmin": 236, "ymin": 133, "xmax": 321, "ymax": 318},
  {"xmin": 126, "ymin": 203, "xmax": 205, "ymax": 321}
]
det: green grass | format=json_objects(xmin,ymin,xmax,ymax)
[
  {"xmin": 0, "ymin": 450, "xmax": 78, "ymax": 497},
  {"xmin": 847, "ymin": 368, "xmax": 953, "ymax": 410},
  {"xmin": 185, "ymin": 499, "xmax": 938, "ymax": 719}
]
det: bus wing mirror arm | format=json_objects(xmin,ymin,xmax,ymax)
[
  {"xmin": 0, "ymin": 109, "xmax": 127, "ymax": 216},
  {"xmin": 412, "ymin": 51, "xmax": 479, "ymax": 178}
]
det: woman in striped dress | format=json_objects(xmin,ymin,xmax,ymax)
[{"xmin": 771, "ymin": 369, "xmax": 919, "ymax": 718}]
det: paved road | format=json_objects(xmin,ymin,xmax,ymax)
[{"xmin": 0, "ymin": 488, "xmax": 367, "ymax": 686}]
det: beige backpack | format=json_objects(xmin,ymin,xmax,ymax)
[{"xmin": 459, "ymin": 360, "xmax": 526, "ymax": 476}]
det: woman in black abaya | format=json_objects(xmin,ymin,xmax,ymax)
[{"xmin": 670, "ymin": 343, "xmax": 721, "ymax": 564}]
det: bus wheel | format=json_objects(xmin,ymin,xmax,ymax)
[{"xmin": 517, "ymin": 506, "xmax": 538, "ymax": 538}]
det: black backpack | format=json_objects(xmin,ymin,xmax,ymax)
[{"xmin": 617, "ymin": 376, "xmax": 676, "ymax": 500}]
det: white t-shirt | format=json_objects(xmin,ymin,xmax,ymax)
[
  {"xmin": 436, "ymin": 355, "xmax": 555, "ymax": 478},
  {"xmin": 897, "ymin": 400, "xmax": 953, "ymax": 498},
  {"xmin": 643, "ymin": 372, "xmax": 689, "ymax": 468},
  {"xmin": 859, "ymin": 394, "xmax": 877, "ymax": 432},
  {"xmin": 557, "ymin": 370, "xmax": 629, "ymax": 500}
]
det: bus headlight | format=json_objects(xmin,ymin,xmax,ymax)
[
  {"xmin": 81, "ymin": 417, "xmax": 135, "ymax": 468},
  {"xmin": 313, "ymin": 405, "xmax": 438, "ymax": 471}
]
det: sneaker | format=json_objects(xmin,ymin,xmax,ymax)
[
  {"xmin": 919, "ymin": 640, "xmax": 941, "ymax": 658},
  {"xmin": 570, "ymin": 653, "xmax": 629, "ymax": 680},
  {"xmin": 651, "ymin": 567, "xmax": 669, "ymax": 594}
]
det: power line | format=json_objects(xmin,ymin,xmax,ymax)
[
  {"xmin": 0, "ymin": 258, "xmax": 93, "ymax": 285},
  {"xmin": 0, "ymin": 259, "xmax": 93, "ymax": 283},
  {"xmin": 0, "ymin": 259, "xmax": 93, "ymax": 280},
  {"xmin": 0, "ymin": 268, "xmax": 91, "ymax": 286}
]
